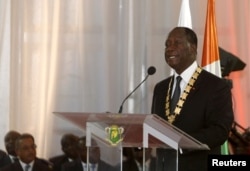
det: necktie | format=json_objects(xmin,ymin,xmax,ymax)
[
  {"xmin": 84, "ymin": 164, "xmax": 96, "ymax": 171},
  {"xmin": 171, "ymin": 76, "xmax": 182, "ymax": 113},
  {"xmin": 90, "ymin": 164, "xmax": 96, "ymax": 171},
  {"xmin": 25, "ymin": 164, "xmax": 30, "ymax": 171}
]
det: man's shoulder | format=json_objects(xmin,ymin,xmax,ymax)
[
  {"xmin": 98, "ymin": 160, "xmax": 116, "ymax": 170},
  {"xmin": 0, "ymin": 162, "xmax": 21, "ymax": 171},
  {"xmin": 199, "ymin": 69, "xmax": 231, "ymax": 87},
  {"xmin": 35, "ymin": 158, "xmax": 53, "ymax": 170},
  {"xmin": 200, "ymin": 69, "xmax": 220, "ymax": 78},
  {"xmin": 154, "ymin": 77, "xmax": 171, "ymax": 88},
  {"xmin": 49, "ymin": 154, "xmax": 68, "ymax": 163},
  {"xmin": 0, "ymin": 150, "xmax": 6, "ymax": 156},
  {"xmin": 62, "ymin": 159, "xmax": 81, "ymax": 170},
  {"xmin": 0, "ymin": 150, "xmax": 7, "ymax": 160}
]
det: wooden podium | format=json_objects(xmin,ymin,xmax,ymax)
[{"xmin": 54, "ymin": 112, "xmax": 209, "ymax": 171}]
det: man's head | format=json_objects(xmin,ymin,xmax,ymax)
[
  {"xmin": 15, "ymin": 133, "xmax": 36, "ymax": 164},
  {"xmin": 164, "ymin": 27, "xmax": 197, "ymax": 74},
  {"xmin": 61, "ymin": 133, "xmax": 79, "ymax": 160},
  {"xmin": 78, "ymin": 136, "xmax": 100, "ymax": 164},
  {"xmin": 133, "ymin": 147, "xmax": 152, "ymax": 165},
  {"xmin": 4, "ymin": 130, "xmax": 21, "ymax": 156}
]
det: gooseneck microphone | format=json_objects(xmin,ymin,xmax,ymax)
[{"xmin": 118, "ymin": 66, "xmax": 156, "ymax": 113}]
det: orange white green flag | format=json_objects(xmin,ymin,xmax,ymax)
[
  {"xmin": 201, "ymin": 0, "xmax": 229, "ymax": 154},
  {"xmin": 201, "ymin": 0, "xmax": 221, "ymax": 77}
]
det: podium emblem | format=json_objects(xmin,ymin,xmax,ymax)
[{"xmin": 105, "ymin": 125, "xmax": 124, "ymax": 146}]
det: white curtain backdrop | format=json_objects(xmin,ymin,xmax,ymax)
[{"xmin": 0, "ymin": 0, "xmax": 249, "ymax": 160}]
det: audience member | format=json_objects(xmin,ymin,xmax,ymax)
[
  {"xmin": 122, "ymin": 147, "xmax": 156, "ymax": 171},
  {"xmin": 0, "ymin": 130, "xmax": 21, "ymax": 168},
  {"xmin": 122, "ymin": 147, "xmax": 134, "ymax": 161},
  {"xmin": 49, "ymin": 133, "xmax": 80, "ymax": 171},
  {"xmin": 1, "ymin": 133, "xmax": 52, "ymax": 171},
  {"xmin": 62, "ymin": 136, "xmax": 115, "ymax": 171}
]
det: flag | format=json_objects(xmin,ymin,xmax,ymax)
[
  {"xmin": 178, "ymin": 0, "xmax": 192, "ymax": 29},
  {"xmin": 201, "ymin": 0, "xmax": 221, "ymax": 77},
  {"xmin": 201, "ymin": 0, "xmax": 228, "ymax": 154}
]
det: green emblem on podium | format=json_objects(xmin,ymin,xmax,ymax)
[{"xmin": 105, "ymin": 125, "xmax": 124, "ymax": 146}]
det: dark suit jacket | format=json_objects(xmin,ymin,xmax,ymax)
[
  {"xmin": 122, "ymin": 157, "xmax": 156, "ymax": 171},
  {"xmin": 151, "ymin": 69, "xmax": 234, "ymax": 171},
  {"xmin": 49, "ymin": 155, "xmax": 70, "ymax": 171},
  {"xmin": 62, "ymin": 159, "xmax": 115, "ymax": 171},
  {"xmin": 0, "ymin": 158, "xmax": 53, "ymax": 171},
  {"xmin": 0, "ymin": 150, "xmax": 11, "ymax": 169}
]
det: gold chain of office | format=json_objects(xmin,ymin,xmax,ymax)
[{"xmin": 165, "ymin": 66, "xmax": 202, "ymax": 124}]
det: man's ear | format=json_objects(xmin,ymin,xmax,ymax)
[
  {"xmin": 190, "ymin": 44, "xmax": 197, "ymax": 55},
  {"xmin": 62, "ymin": 147, "xmax": 66, "ymax": 153}
]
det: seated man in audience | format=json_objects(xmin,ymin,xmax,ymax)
[
  {"xmin": 0, "ymin": 130, "xmax": 21, "ymax": 168},
  {"xmin": 122, "ymin": 147, "xmax": 156, "ymax": 171},
  {"xmin": 49, "ymin": 133, "xmax": 80, "ymax": 171},
  {"xmin": 1, "ymin": 133, "xmax": 52, "ymax": 171},
  {"xmin": 62, "ymin": 136, "xmax": 115, "ymax": 171}
]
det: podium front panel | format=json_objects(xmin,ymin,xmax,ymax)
[{"xmin": 55, "ymin": 112, "xmax": 209, "ymax": 171}]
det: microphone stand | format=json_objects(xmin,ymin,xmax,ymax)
[
  {"xmin": 118, "ymin": 74, "xmax": 149, "ymax": 113},
  {"xmin": 117, "ymin": 66, "xmax": 156, "ymax": 113}
]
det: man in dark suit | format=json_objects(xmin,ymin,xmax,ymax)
[
  {"xmin": 0, "ymin": 130, "xmax": 21, "ymax": 168},
  {"xmin": 49, "ymin": 133, "xmax": 80, "ymax": 171},
  {"xmin": 122, "ymin": 147, "xmax": 156, "ymax": 171},
  {"xmin": 151, "ymin": 27, "xmax": 234, "ymax": 171},
  {"xmin": 62, "ymin": 136, "xmax": 115, "ymax": 171},
  {"xmin": 0, "ymin": 133, "xmax": 52, "ymax": 171}
]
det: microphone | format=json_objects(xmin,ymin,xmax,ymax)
[{"xmin": 118, "ymin": 66, "xmax": 156, "ymax": 113}]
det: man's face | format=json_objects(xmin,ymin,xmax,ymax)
[
  {"xmin": 79, "ymin": 139, "xmax": 100, "ymax": 164},
  {"xmin": 133, "ymin": 148, "xmax": 152, "ymax": 164},
  {"xmin": 5, "ymin": 132, "xmax": 20, "ymax": 156},
  {"xmin": 16, "ymin": 138, "xmax": 36, "ymax": 164},
  {"xmin": 62, "ymin": 137, "xmax": 79, "ymax": 159},
  {"xmin": 89, "ymin": 146, "xmax": 100, "ymax": 163},
  {"xmin": 164, "ymin": 28, "xmax": 196, "ymax": 74}
]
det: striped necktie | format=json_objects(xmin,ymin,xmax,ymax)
[{"xmin": 25, "ymin": 164, "xmax": 30, "ymax": 171}]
